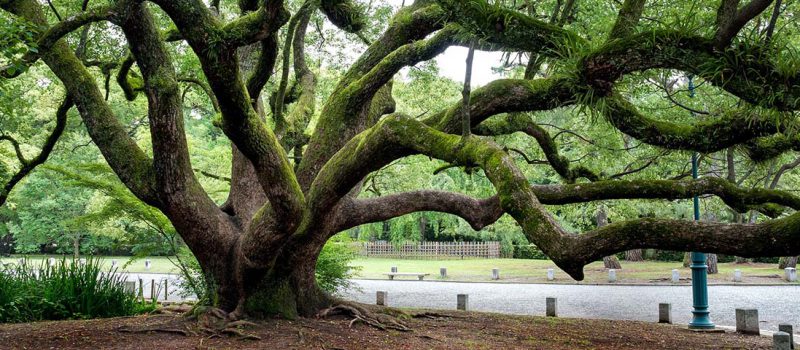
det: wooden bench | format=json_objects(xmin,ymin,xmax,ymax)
[{"xmin": 385, "ymin": 272, "xmax": 430, "ymax": 280}]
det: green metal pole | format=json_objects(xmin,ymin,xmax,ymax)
[{"xmin": 687, "ymin": 75, "xmax": 715, "ymax": 330}]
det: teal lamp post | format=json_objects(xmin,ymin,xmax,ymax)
[{"xmin": 687, "ymin": 75, "xmax": 715, "ymax": 330}]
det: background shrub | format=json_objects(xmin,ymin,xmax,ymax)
[{"xmin": 0, "ymin": 258, "xmax": 152, "ymax": 323}]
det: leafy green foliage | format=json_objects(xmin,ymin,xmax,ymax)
[
  {"xmin": 315, "ymin": 234, "xmax": 360, "ymax": 293},
  {"xmin": 0, "ymin": 258, "xmax": 152, "ymax": 323}
]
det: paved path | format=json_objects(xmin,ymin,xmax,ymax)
[{"xmin": 342, "ymin": 280, "xmax": 800, "ymax": 332}]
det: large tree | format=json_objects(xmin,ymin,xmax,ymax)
[{"xmin": 2, "ymin": 0, "xmax": 800, "ymax": 320}]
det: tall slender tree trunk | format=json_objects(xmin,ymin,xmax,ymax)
[
  {"xmin": 72, "ymin": 233, "xmax": 80, "ymax": 259},
  {"xmin": 624, "ymin": 249, "xmax": 643, "ymax": 261},
  {"xmin": 778, "ymin": 256, "xmax": 798, "ymax": 269},
  {"xmin": 597, "ymin": 207, "xmax": 622, "ymax": 269}
]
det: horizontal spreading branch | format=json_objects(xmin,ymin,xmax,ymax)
[
  {"xmin": 335, "ymin": 176, "xmax": 800, "ymax": 232},
  {"xmin": 475, "ymin": 114, "xmax": 600, "ymax": 183},
  {"xmin": 316, "ymin": 115, "xmax": 800, "ymax": 280}
]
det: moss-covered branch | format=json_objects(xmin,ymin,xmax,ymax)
[
  {"xmin": 314, "ymin": 115, "xmax": 800, "ymax": 281},
  {"xmin": 335, "ymin": 174, "xmax": 800, "ymax": 232},
  {"xmin": 3, "ymin": 0, "xmax": 160, "ymax": 206},
  {"xmin": 435, "ymin": 0, "xmax": 586, "ymax": 58},
  {"xmin": 149, "ymin": 0, "xmax": 305, "ymax": 227},
  {"xmin": 603, "ymin": 94, "xmax": 788, "ymax": 153},
  {"xmin": 0, "ymin": 96, "xmax": 71, "ymax": 207},
  {"xmin": 1, "ymin": 2, "xmax": 116, "ymax": 78},
  {"xmin": 475, "ymin": 113, "xmax": 600, "ymax": 183},
  {"xmin": 581, "ymin": 32, "xmax": 800, "ymax": 111}
]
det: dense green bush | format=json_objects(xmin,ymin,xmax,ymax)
[
  {"xmin": 512, "ymin": 244, "xmax": 549, "ymax": 260},
  {"xmin": 316, "ymin": 234, "xmax": 360, "ymax": 294},
  {"xmin": 0, "ymin": 258, "xmax": 153, "ymax": 323}
]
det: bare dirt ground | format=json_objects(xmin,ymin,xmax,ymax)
[{"xmin": 0, "ymin": 310, "xmax": 773, "ymax": 349}]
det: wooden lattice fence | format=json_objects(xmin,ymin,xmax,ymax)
[{"xmin": 352, "ymin": 241, "xmax": 501, "ymax": 259}]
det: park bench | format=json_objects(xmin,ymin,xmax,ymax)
[{"xmin": 385, "ymin": 272, "xmax": 430, "ymax": 280}]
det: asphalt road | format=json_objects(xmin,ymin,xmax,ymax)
[{"xmin": 341, "ymin": 279, "xmax": 800, "ymax": 332}]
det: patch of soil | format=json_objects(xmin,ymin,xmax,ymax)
[{"xmin": 0, "ymin": 311, "xmax": 772, "ymax": 349}]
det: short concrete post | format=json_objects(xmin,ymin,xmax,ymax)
[
  {"xmin": 735, "ymin": 309, "xmax": 760, "ymax": 335},
  {"xmin": 79, "ymin": 258, "xmax": 86, "ymax": 265},
  {"xmin": 671, "ymin": 269, "xmax": 680, "ymax": 283},
  {"xmin": 457, "ymin": 294, "xmax": 469, "ymax": 311},
  {"xmin": 546, "ymin": 297, "xmax": 558, "ymax": 317},
  {"xmin": 733, "ymin": 269, "xmax": 742, "ymax": 282},
  {"xmin": 774, "ymin": 332, "xmax": 792, "ymax": 350},
  {"xmin": 492, "ymin": 268, "xmax": 500, "ymax": 280},
  {"xmin": 608, "ymin": 269, "xmax": 617, "ymax": 283},
  {"xmin": 440, "ymin": 267, "xmax": 447, "ymax": 278},
  {"xmin": 778, "ymin": 324, "xmax": 794, "ymax": 349},
  {"xmin": 658, "ymin": 303, "xmax": 672, "ymax": 324},
  {"xmin": 390, "ymin": 266, "xmax": 397, "ymax": 273},
  {"xmin": 547, "ymin": 269, "xmax": 555, "ymax": 281},
  {"xmin": 786, "ymin": 268, "xmax": 797, "ymax": 282},
  {"xmin": 144, "ymin": 259, "xmax": 151, "ymax": 270},
  {"xmin": 48, "ymin": 257, "xmax": 56, "ymax": 266},
  {"xmin": 376, "ymin": 291, "xmax": 388, "ymax": 306}
]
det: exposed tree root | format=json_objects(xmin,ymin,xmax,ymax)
[
  {"xmin": 317, "ymin": 303, "xmax": 412, "ymax": 332},
  {"xmin": 119, "ymin": 306, "xmax": 261, "ymax": 340}
]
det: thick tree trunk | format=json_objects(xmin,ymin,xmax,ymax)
[
  {"xmin": 603, "ymin": 255, "xmax": 622, "ymax": 269},
  {"xmin": 597, "ymin": 207, "xmax": 622, "ymax": 269},
  {"xmin": 683, "ymin": 252, "xmax": 691, "ymax": 267},
  {"xmin": 779, "ymin": 256, "xmax": 798, "ymax": 269},
  {"xmin": 236, "ymin": 231, "xmax": 334, "ymax": 318},
  {"xmin": 706, "ymin": 253, "xmax": 718, "ymax": 274},
  {"xmin": 624, "ymin": 249, "xmax": 643, "ymax": 261}
]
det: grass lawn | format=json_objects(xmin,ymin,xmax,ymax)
[
  {"xmin": 1, "ymin": 255, "xmax": 179, "ymax": 274},
  {"xmin": 3, "ymin": 255, "xmax": 796, "ymax": 285},
  {"xmin": 350, "ymin": 258, "xmax": 798, "ymax": 285}
]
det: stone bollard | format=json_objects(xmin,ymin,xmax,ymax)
[
  {"xmin": 671, "ymin": 269, "xmax": 680, "ymax": 283},
  {"xmin": 735, "ymin": 309, "xmax": 760, "ymax": 335},
  {"xmin": 775, "ymin": 332, "xmax": 792, "ymax": 350},
  {"xmin": 786, "ymin": 268, "xmax": 797, "ymax": 282},
  {"xmin": 376, "ymin": 291, "xmax": 388, "ymax": 306},
  {"xmin": 440, "ymin": 267, "xmax": 447, "ymax": 278},
  {"xmin": 778, "ymin": 324, "xmax": 794, "ymax": 349},
  {"xmin": 734, "ymin": 269, "xmax": 742, "ymax": 283},
  {"xmin": 492, "ymin": 268, "xmax": 500, "ymax": 280},
  {"xmin": 658, "ymin": 303, "xmax": 672, "ymax": 324},
  {"xmin": 457, "ymin": 294, "xmax": 469, "ymax": 311},
  {"xmin": 48, "ymin": 257, "xmax": 56, "ymax": 266},
  {"xmin": 608, "ymin": 269, "xmax": 617, "ymax": 283},
  {"xmin": 546, "ymin": 297, "xmax": 558, "ymax": 317},
  {"xmin": 391, "ymin": 266, "xmax": 398, "ymax": 273},
  {"xmin": 144, "ymin": 259, "xmax": 151, "ymax": 270},
  {"xmin": 547, "ymin": 269, "xmax": 555, "ymax": 281}
]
